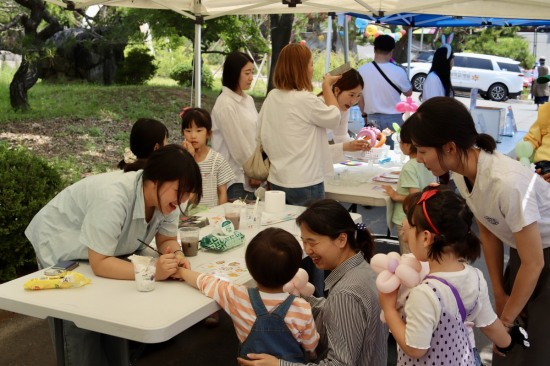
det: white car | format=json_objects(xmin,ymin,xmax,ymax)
[{"xmin": 407, "ymin": 52, "xmax": 524, "ymax": 102}]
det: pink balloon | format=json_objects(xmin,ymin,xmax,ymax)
[{"xmin": 376, "ymin": 270, "xmax": 401, "ymax": 293}]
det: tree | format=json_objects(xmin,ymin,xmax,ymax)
[
  {"xmin": 267, "ymin": 14, "xmax": 294, "ymax": 92},
  {"xmin": 8, "ymin": 0, "xmax": 63, "ymax": 111}
]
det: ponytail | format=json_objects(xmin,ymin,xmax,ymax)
[
  {"xmin": 476, "ymin": 133, "xmax": 496, "ymax": 153},
  {"xmin": 355, "ymin": 223, "xmax": 374, "ymax": 262}
]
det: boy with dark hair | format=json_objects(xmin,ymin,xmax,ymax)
[{"xmin": 178, "ymin": 227, "xmax": 319, "ymax": 362}]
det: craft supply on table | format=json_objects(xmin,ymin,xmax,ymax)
[
  {"xmin": 24, "ymin": 271, "xmax": 91, "ymax": 290},
  {"xmin": 129, "ymin": 254, "xmax": 157, "ymax": 292}
]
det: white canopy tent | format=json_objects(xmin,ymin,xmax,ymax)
[{"xmin": 46, "ymin": 0, "xmax": 550, "ymax": 105}]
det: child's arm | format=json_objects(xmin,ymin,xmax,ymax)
[
  {"xmin": 217, "ymin": 183, "xmax": 228, "ymax": 205},
  {"xmin": 382, "ymin": 186, "xmax": 420, "ymax": 203},
  {"xmin": 479, "ymin": 319, "xmax": 512, "ymax": 349},
  {"xmin": 379, "ymin": 290, "xmax": 429, "ymax": 359},
  {"xmin": 178, "ymin": 267, "xmax": 201, "ymax": 289}
]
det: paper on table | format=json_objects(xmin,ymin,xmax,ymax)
[
  {"xmin": 195, "ymin": 259, "xmax": 248, "ymax": 283},
  {"xmin": 260, "ymin": 212, "xmax": 299, "ymax": 226}
]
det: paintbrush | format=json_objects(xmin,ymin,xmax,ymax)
[{"xmin": 137, "ymin": 238, "xmax": 162, "ymax": 255}]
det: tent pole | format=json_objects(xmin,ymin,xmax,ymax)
[
  {"xmin": 343, "ymin": 14, "xmax": 349, "ymax": 63},
  {"xmin": 407, "ymin": 27, "xmax": 412, "ymax": 79},
  {"xmin": 325, "ymin": 13, "xmax": 334, "ymax": 73},
  {"xmin": 194, "ymin": 17, "xmax": 203, "ymax": 108}
]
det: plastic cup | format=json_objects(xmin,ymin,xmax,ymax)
[
  {"xmin": 224, "ymin": 205, "xmax": 241, "ymax": 230},
  {"xmin": 130, "ymin": 255, "xmax": 157, "ymax": 292},
  {"xmin": 179, "ymin": 227, "xmax": 200, "ymax": 257},
  {"xmin": 244, "ymin": 204, "xmax": 261, "ymax": 230}
]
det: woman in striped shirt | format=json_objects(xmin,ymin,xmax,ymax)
[{"xmin": 239, "ymin": 199, "xmax": 387, "ymax": 366}]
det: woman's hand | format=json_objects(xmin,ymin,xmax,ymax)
[
  {"xmin": 322, "ymin": 73, "xmax": 342, "ymax": 87},
  {"xmin": 248, "ymin": 178, "xmax": 263, "ymax": 188},
  {"xmin": 237, "ymin": 354, "xmax": 279, "ymax": 366},
  {"xmin": 155, "ymin": 248, "xmax": 180, "ymax": 280},
  {"xmin": 344, "ymin": 139, "xmax": 370, "ymax": 152},
  {"xmin": 536, "ymin": 168, "xmax": 550, "ymax": 183}
]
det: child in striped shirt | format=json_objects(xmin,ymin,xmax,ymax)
[
  {"xmin": 181, "ymin": 107, "xmax": 235, "ymax": 208},
  {"xmin": 179, "ymin": 227, "xmax": 319, "ymax": 362}
]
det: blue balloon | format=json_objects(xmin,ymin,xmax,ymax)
[{"xmin": 355, "ymin": 18, "xmax": 369, "ymax": 31}]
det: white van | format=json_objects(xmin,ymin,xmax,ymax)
[{"xmin": 408, "ymin": 52, "xmax": 524, "ymax": 102}]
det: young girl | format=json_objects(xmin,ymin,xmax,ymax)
[
  {"xmin": 181, "ymin": 107, "xmax": 235, "ymax": 208},
  {"xmin": 118, "ymin": 118, "xmax": 169, "ymax": 170},
  {"xmin": 179, "ymin": 227, "xmax": 319, "ymax": 362},
  {"xmin": 382, "ymin": 121, "xmax": 435, "ymax": 253},
  {"xmin": 239, "ymin": 199, "xmax": 387, "ymax": 366},
  {"xmin": 407, "ymin": 97, "xmax": 549, "ymax": 365},
  {"xmin": 379, "ymin": 185, "xmax": 517, "ymax": 366}
]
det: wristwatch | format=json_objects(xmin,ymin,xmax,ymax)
[{"xmin": 361, "ymin": 113, "xmax": 368, "ymax": 118}]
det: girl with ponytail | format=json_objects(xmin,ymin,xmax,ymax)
[
  {"xmin": 406, "ymin": 97, "xmax": 550, "ymax": 365},
  {"xmin": 379, "ymin": 185, "xmax": 523, "ymax": 366}
]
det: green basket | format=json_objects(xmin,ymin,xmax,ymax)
[{"xmin": 200, "ymin": 231, "xmax": 245, "ymax": 252}]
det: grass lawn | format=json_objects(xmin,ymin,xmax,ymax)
[{"xmin": 0, "ymin": 70, "xmax": 265, "ymax": 184}]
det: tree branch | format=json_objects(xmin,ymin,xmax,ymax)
[{"xmin": 0, "ymin": 14, "xmax": 23, "ymax": 32}]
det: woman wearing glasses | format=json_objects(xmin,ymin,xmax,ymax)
[{"xmin": 25, "ymin": 144, "xmax": 202, "ymax": 366}]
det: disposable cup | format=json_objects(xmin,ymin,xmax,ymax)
[
  {"xmin": 179, "ymin": 227, "xmax": 200, "ymax": 256},
  {"xmin": 244, "ymin": 204, "xmax": 261, "ymax": 230},
  {"xmin": 129, "ymin": 255, "xmax": 157, "ymax": 292},
  {"xmin": 224, "ymin": 205, "xmax": 241, "ymax": 230}
]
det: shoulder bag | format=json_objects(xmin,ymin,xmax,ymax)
[
  {"xmin": 372, "ymin": 61, "xmax": 403, "ymax": 95},
  {"xmin": 243, "ymin": 118, "xmax": 270, "ymax": 181}
]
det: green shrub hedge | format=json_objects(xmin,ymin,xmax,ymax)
[
  {"xmin": 0, "ymin": 144, "xmax": 64, "ymax": 282},
  {"xmin": 170, "ymin": 63, "xmax": 214, "ymax": 89},
  {"xmin": 116, "ymin": 47, "xmax": 158, "ymax": 85}
]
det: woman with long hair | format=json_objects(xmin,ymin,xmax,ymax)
[{"xmin": 422, "ymin": 45, "xmax": 454, "ymax": 101}]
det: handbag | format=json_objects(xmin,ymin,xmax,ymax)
[
  {"xmin": 243, "ymin": 115, "xmax": 270, "ymax": 181},
  {"xmin": 243, "ymin": 143, "xmax": 270, "ymax": 181}
]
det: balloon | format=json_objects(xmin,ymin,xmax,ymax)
[
  {"xmin": 515, "ymin": 141, "xmax": 534, "ymax": 167},
  {"xmin": 373, "ymin": 32, "xmax": 381, "ymax": 38},
  {"xmin": 401, "ymin": 29, "xmax": 407, "ymax": 35},
  {"xmin": 355, "ymin": 18, "xmax": 369, "ymax": 31},
  {"xmin": 366, "ymin": 24, "xmax": 378, "ymax": 36},
  {"xmin": 283, "ymin": 268, "xmax": 315, "ymax": 297}
]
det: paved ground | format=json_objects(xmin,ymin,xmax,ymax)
[{"xmin": 0, "ymin": 95, "xmax": 535, "ymax": 365}]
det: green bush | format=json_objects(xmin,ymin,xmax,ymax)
[
  {"xmin": 116, "ymin": 47, "xmax": 158, "ymax": 85},
  {"xmin": 169, "ymin": 63, "xmax": 214, "ymax": 89},
  {"xmin": 0, "ymin": 144, "xmax": 64, "ymax": 282}
]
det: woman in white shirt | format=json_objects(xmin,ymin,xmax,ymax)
[
  {"xmin": 407, "ymin": 97, "xmax": 550, "ymax": 365},
  {"xmin": 211, "ymin": 51, "xmax": 260, "ymax": 201},
  {"xmin": 260, "ymin": 43, "xmax": 341, "ymax": 206},
  {"xmin": 421, "ymin": 45, "xmax": 454, "ymax": 101}
]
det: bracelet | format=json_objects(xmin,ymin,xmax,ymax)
[
  {"xmin": 174, "ymin": 249, "xmax": 184, "ymax": 256},
  {"xmin": 361, "ymin": 113, "xmax": 368, "ymax": 118}
]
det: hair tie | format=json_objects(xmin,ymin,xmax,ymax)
[
  {"xmin": 179, "ymin": 107, "xmax": 191, "ymax": 119},
  {"xmin": 123, "ymin": 147, "xmax": 137, "ymax": 164},
  {"xmin": 356, "ymin": 223, "xmax": 367, "ymax": 231},
  {"xmin": 417, "ymin": 190, "xmax": 440, "ymax": 235}
]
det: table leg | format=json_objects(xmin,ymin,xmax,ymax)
[
  {"xmin": 105, "ymin": 336, "xmax": 130, "ymax": 365},
  {"xmin": 53, "ymin": 318, "xmax": 65, "ymax": 366}
]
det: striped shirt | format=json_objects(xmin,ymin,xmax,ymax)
[
  {"xmin": 281, "ymin": 252, "xmax": 388, "ymax": 366},
  {"xmin": 197, "ymin": 274, "xmax": 319, "ymax": 351},
  {"xmin": 197, "ymin": 149, "xmax": 235, "ymax": 208}
]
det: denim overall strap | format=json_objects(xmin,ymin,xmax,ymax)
[
  {"xmin": 425, "ymin": 275, "xmax": 467, "ymax": 322},
  {"xmin": 241, "ymin": 288, "xmax": 305, "ymax": 362}
]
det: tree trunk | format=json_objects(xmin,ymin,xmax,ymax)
[
  {"xmin": 9, "ymin": 56, "xmax": 38, "ymax": 111},
  {"xmin": 267, "ymin": 14, "xmax": 294, "ymax": 93}
]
